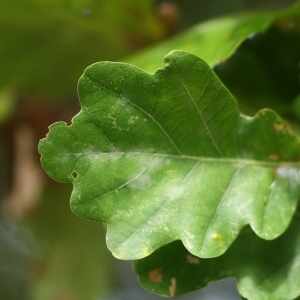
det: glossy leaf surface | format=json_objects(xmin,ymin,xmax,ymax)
[
  {"xmin": 134, "ymin": 217, "xmax": 300, "ymax": 299},
  {"xmin": 39, "ymin": 51, "xmax": 300, "ymax": 259}
]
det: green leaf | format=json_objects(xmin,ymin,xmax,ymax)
[
  {"xmin": 214, "ymin": 24, "xmax": 300, "ymax": 117},
  {"xmin": 125, "ymin": 12, "xmax": 276, "ymax": 72},
  {"xmin": 39, "ymin": 50, "xmax": 300, "ymax": 260},
  {"xmin": 134, "ymin": 216, "xmax": 300, "ymax": 299},
  {"xmin": 125, "ymin": 1, "xmax": 300, "ymax": 72}
]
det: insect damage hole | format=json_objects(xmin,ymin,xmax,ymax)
[{"xmin": 72, "ymin": 171, "xmax": 78, "ymax": 179}]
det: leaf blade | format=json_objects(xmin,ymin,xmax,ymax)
[{"xmin": 39, "ymin": 50, "xmax": 300, "ymax": 259}]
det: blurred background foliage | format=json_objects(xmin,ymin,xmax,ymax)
[
  {"xmin": 0, "ymin": 0, "xmax": 165, "ymax": 99},
  {"xmin": 0, "ymin": 0, "xmax": 299, "ymax": 299}
]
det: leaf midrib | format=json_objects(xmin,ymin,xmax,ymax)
[{"xmin": 42, "ymin": 151, "xmax": 300, "ymax": 167}]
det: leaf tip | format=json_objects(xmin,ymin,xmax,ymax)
[{"xmin": 163, "ymin": 50, "xmax": 197, "ymax": 67}]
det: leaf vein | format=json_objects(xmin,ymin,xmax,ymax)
[
  {"xmin": 85, "ymin": 74, "xmax": 182, "ymax": 155},
  {"xmin": 170, "ymin": 59, "xmax": 224, "ymax": 157}
]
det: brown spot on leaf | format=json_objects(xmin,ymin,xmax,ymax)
[
  {"xmin": 186, "ymin": 253, "xmax": 200, "ymax": 264},
  {"xmin": 148, "ymin": 268, "xmax": 163, "ymax": 283},
  {"xmin": 269, "ymin": 154, "xmax": 280, "ymax": 160},
  {"xmin": 260, "ymin": 109, "xmax": 266, "ymax": 115},
  {"xmin": 169, "ymin": 277, "xmax": 176, "ymax": 297},
  {"xmin": 273, "ymin": 123, "xmax": 284, "ymax": 132}
]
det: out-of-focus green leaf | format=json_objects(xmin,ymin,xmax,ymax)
[
  {"xmin": 214, "ymin": 23, "xmax": 300, "ymax": 117},
  {"xmin": 134, "ymin": 216, "xmax": 300, "ymax": 300},
  {"xmin": 0, "ymin": 0, "xmax": 163, "ymax": 98},
  {"xmin": 125, "ymin": 1, "xmax": 300, "ymax": 72},
  {"xmin": 39, "ymin": 51, "xmax": 300, "ymax": 260}
]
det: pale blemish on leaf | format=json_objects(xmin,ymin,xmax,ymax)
[
  {"xmin": 277, "ymin": 166, "xmax": 300, "ymax": 180},
  {"xmin": 212, "ymin": 233, "xmax": 224, "ymax": 246},
  {"xmin": 286, "ymin": 124, "xmax": 293, "ymax": 133},
  {"xmin": 142, "ymin": 247, "xmax": 151, "ymax": 256},
  {"xmin": 273, "ymin": 123, "xmax": 284, "ymax": 132},
  {"xmin": 169, "ymin": 277, "xmax": 176, "ymax": 297},
  {"xmin": 186, "ymin": 253, "xmax": 200, "ymax": 264},
  {"xmin": 128, "ymin": 116, "xmax": 139, "ymax": 125},
  {"xmin": 148, "ymin": 268, "xmax": 163, "ymax": 283},
  {"xmin": 128, "ymin": 173, "xmax": 151, "ymax": 190}
]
